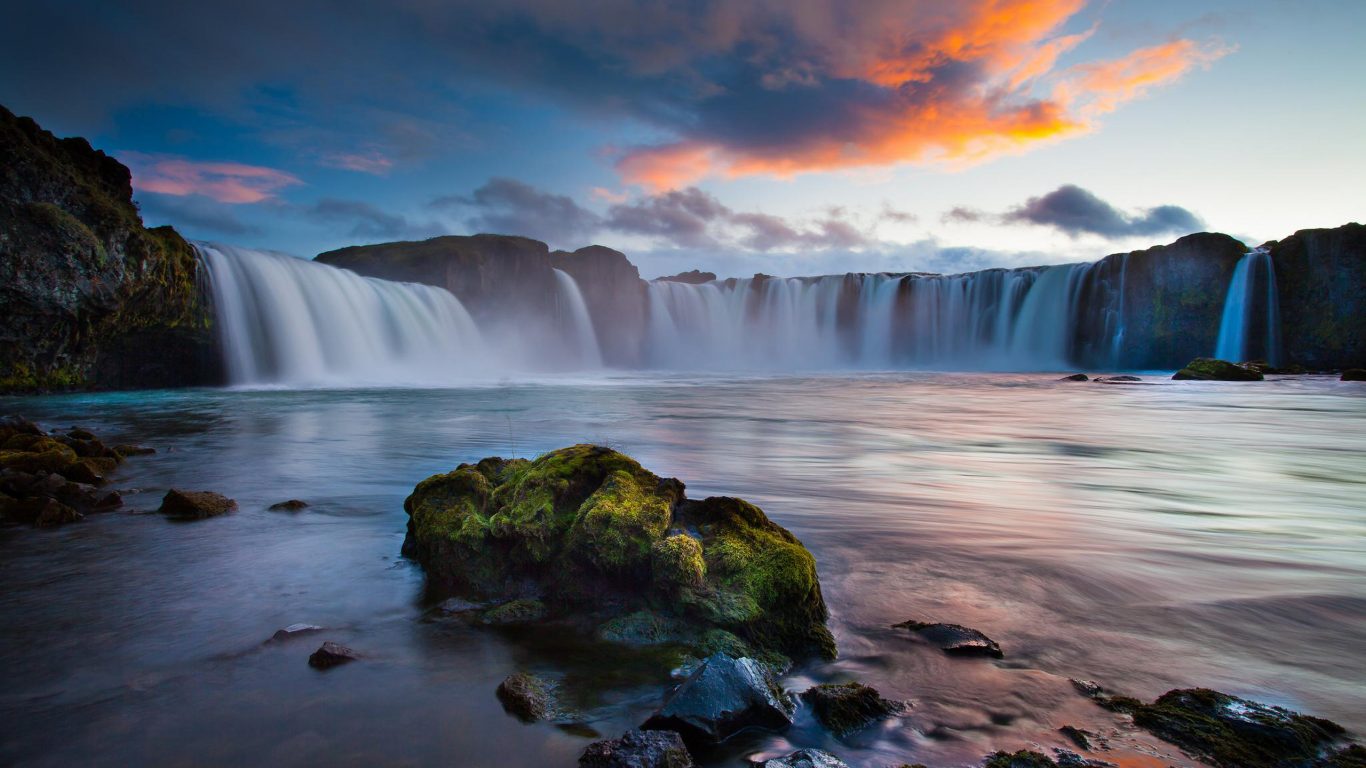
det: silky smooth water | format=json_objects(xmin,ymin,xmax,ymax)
[{"xmin": 2, "ymin": 374, "xmax": 1363, "ymax": 767}]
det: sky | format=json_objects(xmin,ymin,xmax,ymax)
[{"xmin": 3, "ymin": 0, "xmax": 1363, "ymax": 278}]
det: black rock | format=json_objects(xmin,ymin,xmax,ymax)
[
  {"xmin": 270, "ymin": 623, "xmax": 324, "ymax": 642},
  {"xmin": 268, "ymin": 499, "xmax": 309, "ymax": 511},
  {"xmin": 757, "ymin": 749, "xmax": 850, "ymax": 768},
  {"xmin": 579, "ymin": 729, "xmax": 694, "ymax": 767},
  {"xmin": 1341, "ymin": 369, "xmax": 1366, "ymax": 381},
  {"xmin": 307, "ymin": 641, "xmax": 359, "ymax": 669},
  {"xmin": 642, "ymin": 654, "xmax": 794, "ymax": 745},
  {"xmin": 893, "ymin": 620, "xmax": 1003, "ymax": 658},
  {"xmin": 1059, "ymin": 373, "xmax": 1089, "ymax": 381},
  {"xmin": 1094, "ymin": 375, "xmax": 1142, "ymax": 383},
  {"xmin": 802, "ymin": 682, "xmax": 903, "ymax": 736},
  {"xmin": 1172, "ymin": 358, "xmax": 1264, "ymax": 381},
  {"xmin": 1058, "ymin": 725, "xmax": 1092, "ymax": 750}
]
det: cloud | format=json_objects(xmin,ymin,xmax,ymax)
[
  {"xmin": 942, "ymin": 206, "xmax": 987, "ymax": 224},
  {"xmin": 436, "ymin": 178, "xmax": 878, "ymax": 252},
  {"xmin": 317, "ymin": 150, "xmax": 394, "ymax": 174},
  {"xmin": 306, "ymin": 198, "xmax": 443, "ymax": 240},
  {"xmin": 122, "ymin": 152, "xmax": 302, "ymax": 203},
  {"xmin": 3, "ymin": 2, "xmax": 1232, "ymax": 192},
  {"xmin": 136, "ymin": 193, "xmax": 261, "ymax": 236},
  {"xmin": 432, "ymin": 177, "xmax": 604, "ymax": 245},
  {"xmin": 1002, "ymin": 184, "xmax": 1204, "ymax": 237}
]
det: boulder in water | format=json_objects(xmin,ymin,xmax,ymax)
[
  {"xmin": 1341, "ymin": 368, "xmax": 1366, "ymax": 381},
  {"xmin": 802, "ymin": 682, "xmax": 904, "ymax": 736},
  {"xmin": 307, "ymin": 641, "xmax": 359, "ymax": 669},
  {"xmin": 401, "ymin": 444, "xmax": 834, "ymax": 661},
  {"xmin": 0, "ymin": 418, "xmax": 143, "ymax": 526},
  {"xmin": 496, "ymin": 672, "xmax": 558, "ymax": 722},
  {"xmin": 893, "ymin": 620, "xmax": 1003, "ymax": 658},
  {"xmin": 579, "ymin": 729, "xmax": 694, "ymax": 767},
  {"xmin": 641, "ymin": 653, "xmax": 794, "ymax": 745},
  {"xmin": 159, "ymin": 489, "xmax": 237, "ymax": 520},
  {"xmin": 268, "ymin": 499, "xmax": 309, "ymax": 511},
  {"xmin": 1172, "ymin": 358, "xmax": 1263, "ymax": 381},
  {"xmin": 269, "ymin": 624, "xmax": 323, "ymax": 642},
  {"xmin": 1058, "ymin": 373, "xmax": 1089, "ymax": 381}
]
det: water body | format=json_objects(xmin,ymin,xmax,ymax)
[{"xmin": 2, "ymin": 374, "xmax": 1362, "ymax": 766}]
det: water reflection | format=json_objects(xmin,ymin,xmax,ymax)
[{"xmin": 1, "ymin": 373, "xmax": 1363, "ymax": 766}]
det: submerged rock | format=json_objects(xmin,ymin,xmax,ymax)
[
  {"xmin": 802, "ymin": 682, "xmax": 903, "ymax": 736},
  {"xmin": 270, "ymin": 624, "xmax": 323, "ymax": 642},
  {"xmin": 307, "ymin": 641, "xmax": 359, "ymax": 669},
  {"xmin": 1058, "ymin": 373, "xmax": 1089, "ymax": 381},
  {"xmin": 1058, "ymin": 725, "xmax": 1092, "ymax": 750},
  {"xmin": 893, "ymin": 620, "xmax": 1003, "ymax": 658},
  {"xmin": 1341, "ymin": 369, "xmax": 1366, "ymax": 381},
  {"xmin": 1172, "ymin": 358, "xmax": 1264, "ymax": 381},
  {"xmin": 1094, "ymin": 375, "xmax": 1142, "ymax": 383},
  {"xmin": 1127, "ymin": 688, "xmax": 1355, "ymax": 768},
  {"xmin": 496, "ymin": 672, "xmax": 557, "ymax": 722},
  {"xmin": 158, "ymin": 489, "xmax": 237, "ymax": 520},
  {"xmin": 579, "ymin": 729, "xmax": 694, "ymax": 768},
  {"xmin": 401, "ymin": 444, "xmax": 835, "ymax": 661},
  {"xmin": 758, "ymin": 749, "xmax": 850, "ymax": 768},
  {"xmin": 268, "ymin": 499, "xmax": 309, "ymax": 511},
  {"xmin": 642, "ymin": 653, "xmax": 794, "ymax": 745},
  {"xmin": 482, "ymin": 599, "xmax": 547, "ymax": 625},
  {"xmin": 983, "ymin": 752, "xmax": 1059, "ymax": 768}
]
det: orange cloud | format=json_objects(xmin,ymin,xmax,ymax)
[
  {"xmin": 123, "ymin": 153, "xmax": 302, "ymax": 203},
  {"xmin": 614, "ymin": 1, "xmax": 1231, "ymax": 191}
]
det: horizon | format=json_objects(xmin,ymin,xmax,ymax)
[{"xmin": 4, "ymin": 1, "xmax": 1364, "ymax": 278}]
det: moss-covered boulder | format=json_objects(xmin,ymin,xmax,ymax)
[
  {"xmin": 0, "ymin": 416, "xmax": 141, "ymax": 527},
  {"xmin": 402, "ymin": 444, "xmax": 835, "ymax": 661},
  {"xmin": 1173, "ymin": 357, "xmax": 1264, "ymax": 381},
  {"xmin": 802, "ymin": 682, "xmax": 904, "ymax": 736}
]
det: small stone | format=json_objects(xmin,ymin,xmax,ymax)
[
  {"xmin": 579, "ymin": 729, "xmax": 694, "ymax": 768},
  {"xmin": 268, "ymin": 499, "xmax": 309, "ymax": 511},
  {"xmin": 1172, "ymin": 358, "xmax": 1263, "ymax": 381},
  {"xmin": 32, "ymin": 498, "xmax": 82, "ymax": 527},
  {"xmin": 1058, "ymin": 373, "xmax": 1089, "ymax": 381},
  {"xmin": 437, "ymin": 597, "xmax": 485, "ymax": 614},
  {"xmin": 497, "ymin": 672, "xmax": 556, "ymax": 722},
  {"xmin": 68, "ymin": 428, "xmax": 97, "ymax": 441},
  {"xmin": 642, "ymin": 654, "xmax": 794, "ymax": 745},
  {"xmin": 758, "ymin": 749, "xmax": 850, "ymax": 768},
  {"xmin": 893, "ymin": 620, "xmax": 1003, "ymax": 658},
  {"xmin": 802, "ymin": 682, "xmax": 904, "ymax": 736},
  {"xmin": 481, "ymin": 599, "xmax": 547, "ymax": 625},
  {"xmin": 271, "ymin": 623, "xmax": 324, "ymax": 642},
  {"xmin": 1058, "ymin": 725, "xmax": 1092, "ymax": 750},
  {"xmin": 114, "ymin": 444, "xmax": 156, "ymax": 457},
  {"xmin": 159, "ymin": 489, "xmax": 237, "ymax": 520},
  {"xmin": 308, "ymin": 641, "xmax": 359, "ymax": 668}
]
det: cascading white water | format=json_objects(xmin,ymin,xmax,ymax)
[
  {"xmin": 1215, "ymin": 247, "xmax": 1282, "ymax": 364},
  {"xmin": 646, "ymin": 264, "xmax": 1108, "ymax": 371},
  {"xmin": 199, "ymin": 243, "xmax": 488, "ymax": 385},
  {"xmin": 551, "ymin": 268, "xmax": 603, "ymax": 368}
]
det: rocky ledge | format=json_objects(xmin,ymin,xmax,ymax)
[
  {"xmin": 0, "ymin": 416, "xmax": 148, "ymax": 526},
  {"xmin": 401, "ymin": 444, "xmax": 836, "ymax": 664}
]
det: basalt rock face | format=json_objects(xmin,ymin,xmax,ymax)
[
  {"xmin": 0, "ymin": 105, "xmax": 220, "ymax": 392},
  {"xmin": 1271, "ymin": 223, "xmax": 1366, "ymax": 370},
  {"xmin": 552, "ymin": 245, "xmax": 647, "ymax": 366}
]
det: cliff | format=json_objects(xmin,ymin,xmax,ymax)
[
  {"xmin": 0, "ymin": 105, "xmax": 220, "ymax": 392},
  {"xmin": 1271, "ymin": 224, "xmax": 1366, "ymax": 369}
]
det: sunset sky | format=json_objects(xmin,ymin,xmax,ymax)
[{"xmin": 3, "ymin": 0, "xmax": 1362, "ymax": 277}]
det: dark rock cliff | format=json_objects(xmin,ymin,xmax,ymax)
[
  {"xmin": 1271, "ymin": 223, "xmax": 1366, "ymax": 369},
  {"xmin": 0, "ymin": 105, "xmax": 220, "ymax": 392},
  {"xmin": 551, "ymin": 245, "xmax": 646, "ymax": 366}
]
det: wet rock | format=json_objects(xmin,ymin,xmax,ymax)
[
  {"xmin": 12, "ymin": 497, "xmax": 83, "ymax": 527},
  {"xmin": 1058, "ymin": 725, "xmax": 1092, "ymax": 750},
  {"xmin": 158, "ymin": 489, "xmax": 237, "ymax": 520},
  {"xmin": 801, "ymin": 682, "xmax": 903, "ymax": 736},
  {"xmin": 642, "ymin": 653, "xmax": 794, "ymax": 745},
  {"xmin": 1128, "ymin": 688, "xmax": 1353, "ymax": 768},
  {"xmin": 68, "ymin": 428, "xmax": 97, "ymax": 441},
  {"xmin": 579, "ymin": 729, "xmax": 694, "ymax": 768},
  {"xmin": 59, "ymin": 457, "xmax": 116, "ymax": 485},
  {"xmin": 1094, "ymin": 375, "xmax": 1142, "ymax": 383},
  {"xmin": 113, "ymin": 444, "xmax": 156, "ymax": 457},
  {"xmin": 599, "ymin": 611, "xmax": 690, "ymax": 645},
  {"xmin": 983, "ymin": 751, "xmax": 1059, "ymax": 768},
  {"xmin": 270, "ymin": 624, "xmax": 324, "ymax": 642},
  {"xmin": 1051, "ymin": 749, "xmax": 1115, "ymax": 768},
  {"xmin": 93, "ymin": 491, "xmax": 123, "ymax": 511},
  {"xmin": 402, "ymin": 444, "xmax": 835, "ymax": 661},
  {"xmin": 307, "ymin": 641, "xmax": 359, "ymax": 669},
  {"xmin": 481, "ymin": 599, "xmax": 547, "ymax": 625},
  {"xmin": 497, "ymin": 671, "xmax": 557, "ymax": 722},
  {"xmin": 893, "ymin": 620, "xmax": 1003, "ymax": 658},
  {"xmin": 1341, "ymin": 369, "xmax": 1366, "ymax": 381},
  {"xmin": 1172, "ymin": 357, "xmax": 1264, "ymax": 381},
  {"xmin": 268, "ymin": 499, "xmax": 309, "ymax": 511},
  {"xmin": 1058, "ymin": 373, "xmax": 1089, "ymax": 381},
  {"xmin": 436, "ymin": 597, "xmax": 485, "ymax": 614},
  {"xmin": 757, "ymin": 749, "xmax": 850, "ymax": 768}
]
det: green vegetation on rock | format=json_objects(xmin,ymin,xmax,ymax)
[
  {"xmin": 402, "ymin": 444, "xmax": 835, "ymax": 660},
  {"xmin": 1173, "ymin": 357, "xmax": 1264, "ymax": 381}
]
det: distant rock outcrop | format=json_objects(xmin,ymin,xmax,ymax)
[
  {"xmin": 0, "ymin": 104, "xmax": 220, "ymax": 392},
  {"xmin": 1271, "ymin": 224, "xmax": 1366, "ymax": 370},
  {"xmin": 656, "ymin": 270, "xmax": 716, "ymax": 284},
  {"xmin": 552, "ymin": 245, "xmax": 647, "ymax": 366}
]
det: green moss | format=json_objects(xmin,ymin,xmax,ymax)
[
  {"xmin": 1173, "ymin": 357, "xmax": 1264, "ymax": 381},
  {"xmin": 598, "ymin": 610, "xmax": 688, "ymax": 645},
  {"xmin": 482, "ymin": 599, "xmax": 547, "ymax": 625},
  {"xmin": 0, "ymin": 438, "xmax": 77, "ymax": 474},
  {"xmin": 651, "ymin": 533, "xmax": 706, "ymax": 591},
  {"xmin": 569, "ymin": 469, "xmax": 673, "ymax": 574},
  {"xmin": 803, "ymin": 682, "xmax": 903, "ymax": 736},
  {"xmin": 983, "ymin": 751, "xmax": 1058, "ymax": 768}
]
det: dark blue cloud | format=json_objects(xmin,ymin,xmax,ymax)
[{"xmin": 1003, "ymin": 185, "xmax": 1204, "ymax": 238}]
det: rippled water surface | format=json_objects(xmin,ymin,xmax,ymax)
[{"xmin": 2, "ymin": 373, "xmax": 1363, "ymax": 767}]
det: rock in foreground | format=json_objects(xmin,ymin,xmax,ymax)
[
  {"xmin": 802, "ymin": 682, "xmax": 903, "ymax": 736},
  {"xmin": 579, "ymin": 729, "xmax": 694, "ymax": 768},
  {"xmin": 641, "ymin": 653, "xmax": 794, "ymax": 745},
  {"xmin": 758, "ymin": 749, "xmax": 850, "ymax": 768},
  {"xmin": 307, "ymin": 641, "xmax": 359, "ymax": 669},
  {"xmin": 1172, "ymin": 358, "xmax": 1264, "ymax": 381},
  {"xmin": 0, "ymin": 417, "xmax": 141, "ymax": 527},
  {"xmin": 894, "ymin": 620, "xmax": 1003, "ymax": 658},
  {"xmin": 401, "ymin": 444, "xmax": 835, "ymax": 661},
  {"xmin": 496, "ymin": 672, "xmax": 557, "ymax": 722},
  {"xmin": 158, "ymin": 489, "xmax": 237, "ymax": 520}
]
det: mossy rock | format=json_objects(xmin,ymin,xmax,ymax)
[
  {"xmin": 802, "ymin": 682, "xmax": 903, "ymax": 737},
  {"xmin": 403, "ymin": 444, "xmax": 835, "ymax": 661},
  {"xmin": 982, "ymin": 751, "xmax": 1059, "ymax": 768},
  {"xmin": 1172, "ymin": 357, "xmax": 1264, "ymax": 381}
]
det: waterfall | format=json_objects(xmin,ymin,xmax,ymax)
[
  {"xmin": 1215, "ymin": 247, "xmax": 1283, "ymax": 364},
  {"xmin": 644, "ymin": 263, "xmax": 1115, "ymax": 371},
  {"xmin": 198, "ymin": 243, "xmax": 487, "ymax": 385},
  {"xmin": 551, "ymin": 268, "xmax": 603, "ymax": 368}
]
